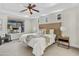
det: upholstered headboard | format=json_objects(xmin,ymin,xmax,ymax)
[{"xmin": 39, "ymin": 22, "xmax": 62, "ymax": 39}]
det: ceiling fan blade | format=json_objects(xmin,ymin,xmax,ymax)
[
  {"xmin": 32, "ymin": 4, "xmax": 36, "ymax": 8},
  {"xmin": 32, "ymin": 9, "xmax": 39, "ymax": 12},
  {"xmin": 20, "ymin": 9, "xmax": 27, "ymax": 12}
]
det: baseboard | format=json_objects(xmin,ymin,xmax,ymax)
[{"xmin": 70, "ymin": 44, "xmax": 79, "ymax": 49}]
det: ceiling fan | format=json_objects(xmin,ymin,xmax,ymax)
[{"xmin": 20, "ymin": 3, "xmax": 39, "ymax": 15}]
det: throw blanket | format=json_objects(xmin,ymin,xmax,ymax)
[
  {"xmin": 26, "ymin": 35, "xmax": 50, "ymax": 46},
  {"xmin": 43, "ymin": 36, "xmax": 50, "ymax": 45},
  {"xmin": 19, "ymin": 33, "xmax": 55, "ymax": 56}
]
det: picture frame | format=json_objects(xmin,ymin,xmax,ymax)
[{"xmin": 57, "ymin": 14, "xmax": 61, "ymax": 20}]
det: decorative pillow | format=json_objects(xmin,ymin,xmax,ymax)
[
  {"xmin": 49, "ymin": 29, "xmax": 54, "ymax": 34},
  {"xmin": 41, "ymin": 29, "xmax": 46, "ymax": 34},
  {"xmin": 38, "ymin": 29, "xmax": 46, "ymax": 34},
  {"xmin": 40, "ymin": 29, "xmax": 46, "ymax": 34},
  {"xmin": 46, "ymin": 30, "xmax": 50, "ymax": 34}
]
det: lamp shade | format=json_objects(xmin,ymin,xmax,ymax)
[
  {"xmin": 60, "ymin": 26, "xmax": 66, "ymax": 32},
  {"xmin": 60, "ymin": 26, "xmax": 67, "ymax": 37}
]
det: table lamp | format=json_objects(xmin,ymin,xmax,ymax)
[{"xmin": 60, "ymin": 26, "xmax": 66, "ymax": 37}]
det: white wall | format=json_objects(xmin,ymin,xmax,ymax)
[
  {"xmin": 30, "ymin": 18, "xmax": 39, "ymax": 33},
  {"xmin": 47, "ymin": 12, "xmax": 63, "ymax": 23},
  {"xmin": 24, "ymin": 18, "xmax": 32, "ymax": 33},
  {"xmin": 62, "ymin": 8, "xmax": 78, "ymax": 48},
  {"xmin": 38, "ymin": 12, "xmax": 62, "ymax": 24},
  {"xmin": 0, "ymin": 16, "xmax": 8, "ymax": 37},
  {"xmin": 76, "ymin": 7, "xmax": 79, "ymax": 48}
]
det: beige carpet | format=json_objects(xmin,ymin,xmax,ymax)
[{"xmin": 0, "ymin": 40, "xmax": 79, "ymax": 56}]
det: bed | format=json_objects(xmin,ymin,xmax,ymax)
[{"xmin": 19, "ymin": 22, "xmax": 61, "ymax": 56}]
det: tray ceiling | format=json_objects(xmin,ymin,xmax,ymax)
[{"xmin": 0, "ymin": 3, "xmax": 78, "ymax": 18}]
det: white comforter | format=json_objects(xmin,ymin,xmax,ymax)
[{"xmin": 19, "ymin": 33, "xmax": 56, "ymax": 56}]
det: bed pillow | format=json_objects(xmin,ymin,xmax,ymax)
[
  {"xmin": 49, "ymin": 29, "xmax": 54, "ymax": 34},
  {"xmin": 44, "ymin": 33, "xmax": 56, "ymax": 39},
  {"xmin": 44, "ymin": 34, "xmax": 51, "ymax": 38},
  {"xmin": 42, "ymin": 29, "xmax": 46, "ymax": 34},
  {"xmin": 38, "ymin": 29, "xmax": 46, "ymax": 35}
]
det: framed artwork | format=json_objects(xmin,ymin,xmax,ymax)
[{"xmin": 57, "ymin": 14, "xmax": 61, "ymax": 20}]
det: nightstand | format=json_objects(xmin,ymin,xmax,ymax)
[{"xmin": 57, "ymin": 36, "xmax": 70, "ymax": 48}]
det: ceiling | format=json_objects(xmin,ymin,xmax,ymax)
[{"xmin": 0, "ymin": 3, "xmax": 78, "ymax": 18}]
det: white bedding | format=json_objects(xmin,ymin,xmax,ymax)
[{"xmin": 19, "ymin": 33, "xmax": 56, "ymax": 56}]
